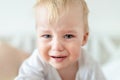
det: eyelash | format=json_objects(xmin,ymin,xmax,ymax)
[
  {"xmin": 64, "ymin": 34, "xmax": 74, "ymax": 39},
  {"xmin": 41, "ymin": 34, "xmax": 74, "ymax": 39},
  {"xmin": 42, "ymin": 34, "xmax": 52, "ymax": 38}
]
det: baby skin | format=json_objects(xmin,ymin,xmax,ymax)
[{"xmin": 35, "ymin": 3, "xmax": 88, "ymax": 80}]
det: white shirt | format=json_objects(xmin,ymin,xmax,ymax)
[{"xmin": 15, "ymin": 49, "xmax": 106, "ymax": 80}]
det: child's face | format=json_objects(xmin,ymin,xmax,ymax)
[{"xmin": 35, "ymin": 5, "xmax": 88, "ymax": 70}]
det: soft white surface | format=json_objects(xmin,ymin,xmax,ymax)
[
  {"xmin": 86, "ymin": 0, "xmax": 120, "ymax": 36},
  {"xmin": 102, "ymin": 59, "xmax": 120, "ymax": 80}
]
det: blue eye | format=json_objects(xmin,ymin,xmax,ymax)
[
  {"xmin": 42, "ymin": 34, "xmax": 52, "ymax": 38},
  {"xmin": 64, "ymin": 34, "xmax": 74, "ymax": 39}
]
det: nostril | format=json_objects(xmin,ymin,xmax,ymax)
[{"xmin": 51, "ymin": 42, "xmax": 64, "ymax": 51}]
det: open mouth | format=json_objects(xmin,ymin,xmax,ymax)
[
  {"xmin": 51, "ymin": 56, "xmax": 67, "ymax": 62},
  {"xmin": 51, "ymin": 56, "xmax": 66, "ymax": 58}
]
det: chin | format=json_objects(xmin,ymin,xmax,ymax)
[{"xmin": 50, "ymin": 63, "xmax": 67, "ymax": 70}]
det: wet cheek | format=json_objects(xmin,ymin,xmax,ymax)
[
  {"xmin": 38, "ymin": 48, "xmax": 50, "ymax": 62},
  {"xmin": 37, "ymin": 42, "xmax": 50, "ymax": 61},
  {"xmin": 71, "ymin": 51, "xmax": 80, "ymax": 60},
  {"xmin": 69, "ymin": 46, "xmax": 81, "ymax": 60}
]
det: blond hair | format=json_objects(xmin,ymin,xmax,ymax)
[{"xmin": 35, "ymin": 0, "xmax": 89, "ymax": 32}]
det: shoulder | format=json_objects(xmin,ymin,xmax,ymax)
[
  {"xmin": 15, "ymin": 49, "xmax": 49, "ymax": 80},
  {"xmin": 78, "ymin": 48, "xmax": 106, "ymax": 80},
  {"xmin": 21, "ymin": 49, "xmax": 49, "ymax": 70},
  {"xmin": 79, "ymin": 48, "xmax": 97, "ymax": 67},
  {"xmin": 19, "ymin": 49, "xmax": 49, "ymax": 75}
]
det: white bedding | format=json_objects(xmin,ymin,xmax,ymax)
[{"xmin": 102, "ymin": 59, "xmax": 120, "ymax": 80}]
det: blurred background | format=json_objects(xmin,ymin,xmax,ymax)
[{"xmin": 0, "ymin": 0, "xmax": 120, "ymax": 80}]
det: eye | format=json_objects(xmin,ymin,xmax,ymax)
[
  {"xmin": 42, "ymin": 34, "xmax": 52, "ymax": 39},
  {"xmin": 64, "ymin": 34, "xmax": 74, "ymax": 39}
]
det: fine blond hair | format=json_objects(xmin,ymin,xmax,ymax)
[{"xmin": 35, "ymin": 0, "xmax": 89, "ymax": 32}]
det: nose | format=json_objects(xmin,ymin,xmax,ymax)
[{"xmin": 51, "ymin": 38, "xmax": 64, "ymax": 52}]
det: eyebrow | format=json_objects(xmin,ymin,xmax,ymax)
[
  {"xmin": 39, "ymin": 29, "xmax": 50, "ymax": 33},
  {"xmin": 61, "ymin": 30, "xmax": 77, "ymax": 34},
  {"xmin": 37, "ymin": 28, "xmax": 50, "ymax": 34}
]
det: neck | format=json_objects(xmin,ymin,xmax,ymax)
[{"xmin": 57, "ymin": 61, "xmax": 79, "ymax": 80}]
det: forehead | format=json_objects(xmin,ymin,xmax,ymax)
[{"xmin": 35, "ymin": 4, "xmax": 84, "ymax": 29}]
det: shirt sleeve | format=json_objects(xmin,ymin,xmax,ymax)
[{"xmin": 15, "ymin": 50, "xmax": 47, "ymax": 80}]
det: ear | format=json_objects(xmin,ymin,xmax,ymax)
[{"xmin": 82, "ymin": 32, "xmax": 89, "ymax": 46}]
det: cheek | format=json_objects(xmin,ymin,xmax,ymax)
[
  {"xmin": 70, "ymin": 47, "xmax": 81, "ymax": 60},
  {"xmin": 37, "ymin": 40, "xmax": 50, "ymax": 61},
  {"xmin": 37, "ymin": 39, "xmax": 49, "ymax": 51},
  {"xmin": 67, "ymin": 41, "xmax": 82, "ymax": 60}
]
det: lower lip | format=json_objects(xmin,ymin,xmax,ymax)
[{"xmin": 51, "ymin": 57, "xmax": 67, "ymax": 62}]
